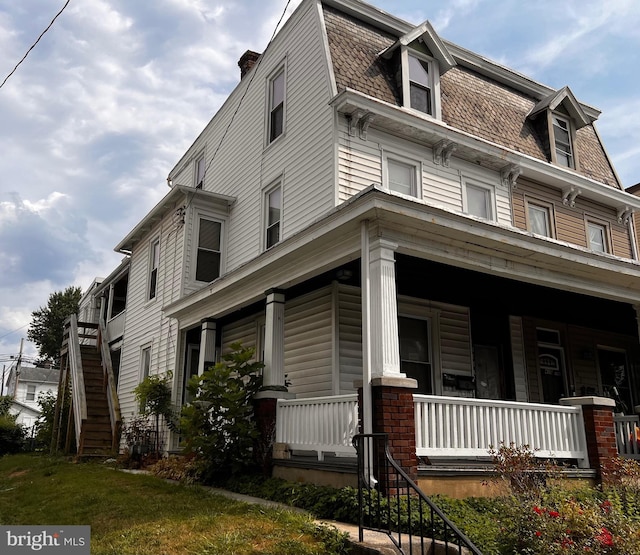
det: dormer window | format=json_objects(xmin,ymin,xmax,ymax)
[
  {"xmin": 408, "ymin": 54, "xmax": 433, "ymax": 115},
  {"xmin": 552, "ymin": 115, "xmax": 574, "ymax": 168}
]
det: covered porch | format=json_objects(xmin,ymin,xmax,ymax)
[{"xmin": 164, "ymin": 188, "xmax": 640, "ymax": 481}]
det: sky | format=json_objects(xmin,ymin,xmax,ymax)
[{"xmin": 1, "ymin": 0, "xmax": 639, "ymax": 364}]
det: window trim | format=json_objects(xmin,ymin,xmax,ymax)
[
  {"xmin": 140, "ymin": 343, "xmax": 152, "ymax": 381},
  {"xmin": 148, "ymin": 237, "xmax": 160, "ymax": 301},
  {"xmin": 383, "ymin": 151, "xmax": 422, "ymax": 198},
  {"xmin": 585, "ymin": 217, "xmax": 611, "ymax": 254},
  {"xmin": 266, "ymin": 64, "xmax": 286, "ymax": 145},
  {"xmin": 194, "ymin": 153, "xmax": 206, "ymax": 188},
  {"xmin": 25, "ymin": 384, "xmax": 36, "ymax": 402},
  {"xmin": 193, "ymin": 215, "xmax": 224, "ymax": 284},
  {"xmin": 263, "ymin": 180, "xmax": 283, "ymax": 250},
  {"xmin": 525, "ymin": 198, "xmax": 556, "ymax": 239},
  {"xmin": 462, "ymin": 178, "xmax": 496, "ymax": 221},
  {"xmin": 400, "ymin": 47, "xmax": 441, "ymax": 119},
  {"xmin": 549, "ymin": 112, "xmax": 578, "ymax": 170}
]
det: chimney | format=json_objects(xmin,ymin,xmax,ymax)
[{"xmin": 238, "ymin": 50, "xmax": 261, "ymax": 79}]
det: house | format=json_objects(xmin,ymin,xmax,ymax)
[
  {"xmin": 6, "ymin": 365, "xmax": 58, "ymax": 436},
  {"xmin": 70, "ymin": 0, "xmax": 640, "ymax": 491}
]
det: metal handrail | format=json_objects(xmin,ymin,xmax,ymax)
[{"xmin": 353, "ymin": 433, "xmax": 483, "ymax": 555}]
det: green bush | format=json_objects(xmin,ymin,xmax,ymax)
[
  {"xmin": 0, "ymin": 414, "xmax": 26, "ymax": 455},
  {"xmin": 180, "ymin": 343, "xmax": 263, "ymax": 481}
]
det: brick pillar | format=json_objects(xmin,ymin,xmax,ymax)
[
  {"xmin": 369, "ymin": 377, "xmax": 418, "ymax": 482},
  {"xmin": 560, "ymin": 396, "xmax": 617, "ymax": 479},
  {"xmin": 253, "ymin": 396, "xmax": 278, "ymax": 475}
]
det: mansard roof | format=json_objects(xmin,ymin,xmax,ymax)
[{"xmin": 321, "ymin": 1, "xmax": 621, "ymax": 189}]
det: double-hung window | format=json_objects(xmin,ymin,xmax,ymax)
[
  {"xmin": 464, "ymin": 182, "xmax": 494, "ymax": 220},
  {"xmin": 26, "ymin": 385, "xmax": 36, "ymax": 402},
  {"xmin": 140, "ymin": 345, "xmax": 151, "ymax": 381},
  {"xmin": 527, "ymin": 201, "xmax": 554, "ymax": 238},
  {"xmin": 552, "ymin": 115, "xmax": 574, "ymax": 168},
  {"xmin": 384, "ymin": 153, "xmax": 420, "ymax": 198},
  {"xmin": 268, "ymin": 69, "xmax": 285, "ymax": 143},
  {"xmin": 265, "ymin": 184, "xmax": 282, "ymax": 249},
  {"xmin": 195, "ymin": 218, "xmax": 222, "ymax": 282},
  {"xmin": 586, "ymin": 220, "xmax": 609, "ymax": 253},
  {"xmin": 195, "ymin": 154, "xmax": 205, "ymax": 188},
  {"xmin": 408, "ymin": 54, "xmax": 433, "ymax": 115},
  {"xmin": 148, "ymin": 239, "xmax": 160, "ymax": 300}
]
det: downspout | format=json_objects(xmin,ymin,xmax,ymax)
[{"xmin": 361, "ymin": 220, "xmax": 372, "ymax": 435}]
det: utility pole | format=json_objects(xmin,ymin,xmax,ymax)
[
  {"xmin": 13, "ymin": 338, "xmax": 24, "ymax": 399},
  {"xmin": 1, "ymin": 365, "xmax": 5, "ymax": 396}
]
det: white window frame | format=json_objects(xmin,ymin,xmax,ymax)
[
  {"xmin": 26, "ymin": 384, "xmax": 36, "ymax": 402},
  {"xmin": 525, "ymin": 198, "xmax": 555, "ymax": 238},
  {"xmin": 550, "ymin": 113, "xmax": 575, "ymax": 169},
  {"xmin": 194, "ymin": 215, "xmax": 224, "ymax": 283},
  {"xmin": 400, "ymin": 47, "xmax": 441, "ymax": 119},
  {"xmin": 140, "ymin": 343, "xmax": 152, "ymax": 381},
  {"xmin": 267, "ymin": 64, "xmax": 286, "ymax": 145},
  {"xmin": 263, "ymin": 180, "xmax": 283, "ymax": 250},
  {"xmin": 462, "ymin": 178, "xmax": 496, "ymax": 221},
  {"xmin": 585, "ymin": 218, "xmax": 610, "ymax": 254},
  {"xmin": 194, "ymin": 153, "xmax": 206, "ymax": 188},
  {"xmin": 383, "ymin": 151, "xmax": 421, "ymax": 198},
  {"xmin": 148, "ymin": 237, "xmax": 160, "ymax": 301}
]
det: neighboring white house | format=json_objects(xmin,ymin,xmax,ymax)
[
  {"xmin": 78, "ymin": 0, "xmax": 640, "ymax": 481},
  {"xmin": 6, "ymin": 365, "xmax": 59, "ymax": 435}
]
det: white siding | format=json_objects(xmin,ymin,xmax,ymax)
[
  {"xmin": 221, "ymin": 315, "xmax": 260, "ymax": 356},
  {"xmin": 117, "ymin": 212, "xmax": 185, "ymax": 420},
  {"xmin": 284, "ymin": 287, "xmax": 334, "ymax": 398},
  {"xmin": 337, "ymin": 284, "xmax": 362, "ymax": 393},
  {"xmin": 169, "ymin": 2, "xmax": 335, "ymax": 276}
]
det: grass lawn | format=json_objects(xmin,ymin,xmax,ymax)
[{"xmin": 0, "ymin": 454, "xmax": 348, "ymax": 555}]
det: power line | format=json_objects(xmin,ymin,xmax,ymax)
[
  {"xmin": 0, "ymin": 0, "xmax": 71, "ymax": 90},
  {"xmin": 0, "ymin": 324, "xmax": 29, "ymax": 341}
]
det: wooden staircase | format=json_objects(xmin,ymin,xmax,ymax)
[{"xmin": 53, "ymin": 315, "xmax": 121, "ymax": 457}]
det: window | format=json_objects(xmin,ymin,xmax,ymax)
[
  {"xmin": 148, "ymin": 239, "xmax": 160, "ymax": 300},
  {"xmin": 398, "ymin": 316, "xmax": 432, "ymax": 394},
  {"xmin": 268, "ymin": 69, "xmax": 285, "ymax": 143},
  {"xmin": 552, "ymin": 115, "xmax": 574, "ymax": 168},
  {"xmin": 26, "ymin": 385, "xmax": 36, "ymax": 402},
  {"xmin": 408, "ymin": 54, "xmax": 433, "ymax": 115},
  {"xmin": 141, "ymin": 345, "xmax": 151, "ymax": 380},
  {"xmin": 464, "ymin": 182, "xmax": 494, "ymax": 220},
  {"xmin": 195, "ymin": 218, "xmax": 222, "ymax": 282},
  {"xmin": 587, "ymin": 221, "xmax": 609, "ymax": 253},
  {"xmin": 385, "ymin": 155, "xmax": 420, "ymax": 197},
  {"xmin": 265, "ymin": 184, "xmax": 282, "ymax": 249},
  {"xmin": 527, "ymin": 201, "xmax": 553, "ymax": 238},
  {"xmin": 195, "ymin": 155, "xmax": 205, "ymax": 188}
]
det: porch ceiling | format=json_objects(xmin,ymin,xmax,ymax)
[{"xmin": 164, "ymin": 187, "xmax": 640, "ymax": 327}]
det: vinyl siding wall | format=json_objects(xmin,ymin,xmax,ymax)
[
  {"xmin": 337, "ymin": 123, "xmax": 512, "ymax": 225},
  {"xmin": 117, "ymin": 212, "xmax": 184, "ymax": 419},
  {"xmin": 512, "ymin": 177, "xmax": 633, "ymax": 258},
  {"xmin": 169, "ymin": 2, "xmax": 335, "ymax": 277}
]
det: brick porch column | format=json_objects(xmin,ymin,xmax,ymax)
[
  {"xmin": 560, "ymin": 396, "xmax": 617, "ymax": 479},
  {"xmin": 359, "ymin": 376, "xmax": 418, "ymax": 482}
]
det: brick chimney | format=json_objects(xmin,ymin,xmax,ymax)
[{"xmin": 238, "ymin": 50, "xmax": 261, "ymax": 79}]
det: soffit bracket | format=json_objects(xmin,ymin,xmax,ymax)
[
  {"xmin": 562, "ymin": 187, "xmax": 582, "ymax": 207},
  {"xmin": 433, "ymin": 139, "xmax": 457, "ymax": 167},
  {"xmin": 500, "ymin": 164, "xmax": 522, "ymax": 188}
]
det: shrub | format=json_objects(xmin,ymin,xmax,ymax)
[
  {"xmin": 134, "ymin": 373, "xmax": 174, "ymax": 455},
  {"xmin": 148, "ymin": 454, "xmax": 202, "ymax": 484},
  {"xmin": 34, "ymin": 390, "xmax": 69, "ymax": 450},
  {"xmin": 180, "ymin": 343, "xmax": 263, "ymax": 481},
  {"xmin": 0, "ymin": 414, "xmax": 26, "ymax": 455}
]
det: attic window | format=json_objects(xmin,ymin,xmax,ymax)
[
  {"xmin": 408, "ymin": 55, "xmax": 432, "ymax": 115},
  {"xmin": 552, "ymin": 115, "xmax": 574, "ymax": 168}
]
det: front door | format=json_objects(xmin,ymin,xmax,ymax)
[
  {"xmin": 537, "ymin": 328, "xmax": 568, "ymax": 404},
  {"xmin": 182, "ymin": 344, "xmax": 200, "ymax": 405},
  {"xmin": 598, "ymin": 348, "xmax": 632, "ymax": 413}
]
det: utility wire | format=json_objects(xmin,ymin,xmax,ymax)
[{"xmin": 0, "ymin": 0, "xmax": 71, "ymax": 90}]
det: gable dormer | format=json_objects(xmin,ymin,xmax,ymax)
[
  {"xmin": 528, "ymin": 86, "xmax": 594, "ymax": 171},
  {"xmin": 380, "ymin": 21, "xmax": 456, "ymax": 120}
]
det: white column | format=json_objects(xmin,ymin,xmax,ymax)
[
  {"xmin": 106, "ymin": 283, "xmax": 115, "ymax": 321},
  {"xmin": 369, "ymin": 238, "xmax": 403, "ymax": 379},
  {"xmin": 197, "ymin": 319, "xmax": 217, "ymax": 376},
  {"xmin": 263, "ymin": 289, "xmax": 286, "ymax": 390}
]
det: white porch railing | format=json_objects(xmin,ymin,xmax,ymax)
[
  {"xmin": 614, "ymin": 415, "xmax": 640, "ymax": 459},
  {"xmin": 414, "ymin": 395, "xmax": 590, "ymax": 468},
  {"xmin": 106, "ymin": 310, "xmax": 126, "ymax": 341},
  {"xmin": 276, "ymin": 394, "xmax": 358, "ymax": 460}
]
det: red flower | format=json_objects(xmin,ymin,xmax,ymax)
[
  {"xmin": 548, "ymin": 510, "xmax": 560, "ymax": 518},
  {"xmin": 600, "ymin": 500, "xmax": 612, "ymax": 513},
  {"xmin": 595, "ymin": 527, "xmax": 614, "ymax": 547},
  {"xmin": 535, "ymin": 531, "xmax": 542, "ymax": 537},
  {"xmin": 533, "ymin": 506, "xmax": 544, "ymax": 514}
]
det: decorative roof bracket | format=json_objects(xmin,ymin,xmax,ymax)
[
  {"xmin": 617, "ymin": 206, "xmax": 633, "ymax": 224},
  {"xmin": 346, "ymin": 110, "xmax": 375, "ymax": 140},
  {"xmin": 500, "ymin": 164, "xmax": 521, "ymax": 188},
  {"xmin": 561, "ymin": 187, "xmax": 581, "ymax": 207},
  {"xmin": 433, "ymin": 139, "xmax": 457, "ymax": 167}
]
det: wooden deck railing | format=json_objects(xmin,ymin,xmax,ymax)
[
  {"xmin": 414, "ymin": 395, "xmax": 590, "ymax": 467},
  {"xmin": 64, "ymin": 315, "xmax": 88, "ymax": 452},
  {"xmin": 98, "ymin": 315, "xmax": 122, "ymax": 450},
  {"xmin": 276, "ymin": 394, "xmax": 358, "ymax": 460},
  {"xmin": 614, "ymin": 414, "xmax": 640, "ymax": 459}
]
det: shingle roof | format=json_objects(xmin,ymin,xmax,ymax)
[{"xmin": 322, "ymin": 3, "xmax": 621, "ymax": 189}]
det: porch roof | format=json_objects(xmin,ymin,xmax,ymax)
[{"xmin": 164, "ymin": 187, "xmax": 640, "ymax": 328}]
